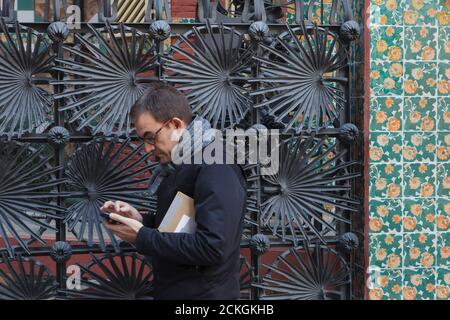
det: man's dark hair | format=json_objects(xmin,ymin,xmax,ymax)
[{"xmin": 130, "ymin": 82, "xmax": 192, "ymax": 124}]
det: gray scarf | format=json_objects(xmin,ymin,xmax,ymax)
[{"xmin": 147, "ymin": 116, "xmax": 215, "ymax": 195}]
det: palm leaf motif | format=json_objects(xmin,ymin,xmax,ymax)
[
  {"xmin": 0, "ymin": 20, "xmax": 53, "ymax": 138},
  {"xmin": 64, "ymin": 253, "xmax": 153, "ymax": 300},
  {"xmin": 260, "ymin": 136, "xmax": 359, "ymax": 245},
  {"xmin": 250, "ymin": 22, "xmax": 348, "ymax": 132},
  {"xmin": 52, "ymin": 22, "xmax": 156, "ymax": 136},
  {"xmin": 163, "ymin": 21, "xmax": 254, "ymax": 129},
  {"xmin": 0, "ymin": 253, "xmax": 58, "ymax": 300},
  {"xmin": 64, "ymin": 138, "xmax": 157, "ymax": 250},
  {"xmin": 254, "ymin": 244, "xmax": 349, "ymax": 300},
  {"xmin": 0, "ymin": 141, "xmax": 64, "ymax": 257}
]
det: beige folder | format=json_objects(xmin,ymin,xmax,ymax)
[{"xmin": 158, "ymin": 191, "xmax": 197, "ymax": 234}]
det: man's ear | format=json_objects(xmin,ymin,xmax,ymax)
[{"xmin": 171, "ymin": 117, "xmax": 185, "ymax": 129}]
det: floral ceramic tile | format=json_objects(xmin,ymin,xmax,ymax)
[
  {"xmin": 370, "ymin": 132, "xmax": 403, "ymax": 162},
  {"xmin": 403, "ymin": 97, "xmax": 437, "ymax": 131},
  {"xmin": 437, "ymin": 97, "xmax": 450, "ymax": 131},
  {"xmin": 370, "ymin": 96, "xmax": 403, "ymax": 131},
  {"xmin": 404, "ymin": 26, "xmax": 437, "ymax": 60},
  {"xmin": 436, "ymin": 198, "xmax": 450, "ymax": 232},
  {"xmin": 368, "ymin": 268, "xmax": 403, "ymax": 300},
  {"xmin": 436, "ymin": 163, "xmax": 450, "ymax": 197},
  {"xmin": 403, "ymin": 198, "xmax": 436, "ymax": 233},
  {"xmin": 371, "ymin": 26, "xmax": 403, "ymax": 61},
  {"xmin": 369, "ymin": 233, "xmax": 403, "ymax": 268},
  {"xmin": 403, "ymin": 163, "xmax": 436, "ymax": 197},
  {"xmin": 369, "ymin": 199, "xmax": 402, "ymax": 233},
  {"xmin": 403, "ymin": 0, "xmax": 440, "ymax": 26},
  {"xmin": 403, "ymin": 268, "xmax": 436, "ymax": 300},
  {"xmin": 370, "ymin": 164, "xmax": 403, "ymax": 198},
  {"xmin": 438, "ymin": 27, "xmax": 450, "ymax": 61},
  {"xmin": 403, "ymin": 232, "xmax": 437, "ymax": 268},
  {"xmin": 438, "ymin": 62, "xmax": 450, "ymax": 96},
  {"xmin": 436, "ymin": 267, "xmax": 450, "ymax": 299},
  {"xmin": 370, "ymin": 61, "xmax": 404, "ymax": 96},
  {"xmin": 404, "ymin": 62, "xmax": 437, "ymax": 96},
  {"xmin": 403, "ymin": 132, "xmax": 436, "ymax": 162},
  {"xmin": 436, "ymin": 232, "xmax": 450, "ymax": 266},
  {"xmin": 370, "ymin": 0, "xmax": 404, "ymax": 26}
]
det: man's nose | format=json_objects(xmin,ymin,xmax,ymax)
[{"xmin": 144, "ymin": 143, "xmax": 155, "ymax": 154}]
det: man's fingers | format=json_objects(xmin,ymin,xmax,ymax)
[
  {"xmin": 108, "ymin": 213, "xmax": 132, "ymax": 225},
  {"xmin": 100, "ymin": 201, "xmax": 115, "ymax": 212}
]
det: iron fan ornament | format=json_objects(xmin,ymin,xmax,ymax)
[
  {"xmin": 250, "ymin": 22, "xmax": 348, "ymax": 132},
  {"xmin": 64, "ymin": 138, "xmax": 157, "ymax": 250},
  {"xmin": 163, "ymin": 21, "xmax": 254, "ymax": 129},
  {"xmin": 52, "ymin": 22, "xmax": 157, "ymax": 136},
  {"xmin": 63, "ymin": 253, "xmax": 154, "ymax": 300},
  {"xmin": 260, "ymin": 136, "xmax": 359, "ymax": 245},
  {"xmin": 0, "ymin": 141, "xmax": 64, "ymax": 257},
  {"xmin": 0, "ymin": 253, "xmax": 58, "ymax": 300},
  {"xmin": 255, "ymin": 244, "xmax": 350, "ymax": 300},
  {"xmin": 0, "ymin": 20, "xmax": 54, "ymax": 138}
]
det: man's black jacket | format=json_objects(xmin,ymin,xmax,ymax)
[{"xmin": 135, "ymin": 161, "xmax": 247, "ymax": 300}]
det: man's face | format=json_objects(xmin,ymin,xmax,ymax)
[{"xmin": 134, "ymin": 112, "xmax": 187, "ymax": 164}]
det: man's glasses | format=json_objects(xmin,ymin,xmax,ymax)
[{"xmin": 138, "ymin": 118, "xmax": 172, "ymax": 145}]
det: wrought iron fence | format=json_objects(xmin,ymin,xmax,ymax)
[{"xmin": 0, "ymin": 0, "xmax": 362, "ymax": 300}]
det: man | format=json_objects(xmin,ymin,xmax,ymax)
[{"xmin": 101, "ymin": 82, "xmax": 247, "ymax": 300}]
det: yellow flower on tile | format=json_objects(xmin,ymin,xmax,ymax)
[
  {"xmin": 386, "ymin": 0, "xmax": 398, "ymax": 11},
  {"xmin": 387, "ymin": 183, "xmax": 401, "ymax": 197},
  {"xmin": 403, "ymin": 286, "xmax": 417, "ymax": 300},
  {"xmin": 418, "ymin": 163, "xmax": 428, "ymax": 173},
  {"xmin": 411, "ymin": 68, "xmax": 424, "ymax": 80},
  {"xmin": 388, "ymin": 46, "xmax": 402, "ymax": 60},
  {"xmin": 375, "ymin": 111, "xmax": 387, "ymax": 123},
  {"xmin": 375, "ymin": 178, "xmax": 387, "ymax": 190},
  {"xmin": 410, "ymin": 204, "xmax": 422, "ymax": 216},
  {"xmin": 437, "ymin": 215, "xmax": 449, "ymax": 230},
  {"xmin": 426, "ymin": 283, "xmax": 435, "ymax": 292},
  {"xmin": 384, "ymin": 164, "xmax": 394, "ymax": 174},
  {"xmin": 437, "ymin": 286, "xmax": 449, "ymax": 299},
  {"xmin": 438, "ymin": 10, "xmax": 449, "ymax": 26},
  {"xmin": 404, "ymin": 80, "xmax": 418, "ymax": 94},
  {"xmin": 441, "ymin": 246, "xmax": 450, "ymax": 259},
  {"xmin": 403, "ymin": 146, "xmax": 417, "ymax": 161},
  {"xmin": 421, "ymin": 115, "xmax": 435, "ymax": 131},
  {"xmin": 385, "ymin": 97, "xmax": 395, "ymax": 107},
  {"xmin": 379, "ymin": 276, "xmax": 389, "ymax": 288},
  {"xmin": 420, "ymin": 252, "xmax": 434, "ymax": 267},
  {"xmin": 427, "ymin": 8, "xmax": 437, "ymax": 17},
  {"xmin": 418, "ymin": 233, "xmax": 428, "ymax": 244},
  {"xmin": 377, "ymin": 134, "xmax": 389, "ymax": 146},
  {"xmin": 392, "ymin": 284, "xmax": 402, "ymax": 294},
  {"xmin": 409, "ymin": 177, "xmax": 421, "ymax": 190},
  {"xmin": 418, "ymin": 97, "xmax": 428, "ymax": 108},
  {"xmin": 410, "ymin": 133, "xmax": 423, "ymax": 146},
  {"xmin": 384, "ymin": 78, "xmax": 396, "ymax": 89},
  {"xmin": 387, "ymin": 116, "xmax": 401, "ymax": 131},
  {"xmin": 425, "ymin": 213, "xmax": 435, "ymax": 223},
  {"xmin": 404, "ymin": 216, "xmax": 418, "ymax": 231},
  {"xmin": 420, "ymin": 183, "xmax": 434, "ymax": 197},
  {"xmin": 387, "ymin": 253, "xmax": 401, "ymax": 268},
  {"xmin": 404, "ymin": 10, "xmax": 419, "ymax": 25},
  {"xmin": 410, "ymin": 274, "xmax": 423, "ymax": 286},
  {"xmin": 421, "ymin": 46, "xmax": 435, "ymax": 60},
  {"xmin": 410, "ymin": 40, "xmax": 422, "ymax": 53},
  {"xmin": 437, "ymin": 146, "xmax": 449, "ymax": 161},
  {"xmin": 438, "ymin": 80, "xmax": 449, "ymax": 94},
  {"xmin": 392, "ymin": 143, "xmax": 402, "ymax": 153},
  {"xmin": 369, "ymin": 288, "xmax": 383, "ymax": 300},
  {"xmin": 385, "ymin": 234, "xmax": 394, "ymax": 244},
  {"xmin": 376, "ymin": 205, "xmax": 389, "ymax": 217},
  {"xmin": 392, "ymin": 214, "xmax": 402, "ymax": 224},
  {"xmin": 410, "ymin": 247, "xmax": 421, "ymax": 260},
  {"xmin": 412, "ymin": 0, "xmax": 424, "ymax": 10},
  {"xmin": 389, "ymin": 63, "xmax": 403, "ymax": 77},
  {"xmin": 376, "ymin": 248, "xmax": 387, "ymax": 260}
]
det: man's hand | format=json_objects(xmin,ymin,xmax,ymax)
[
  {"xmin": 100, "ymin": 200, "xmax": 143, "ymax": 223},
  {"xmin": 103, "ymin": 213, "xmax": 144, "ymax": 243}
]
